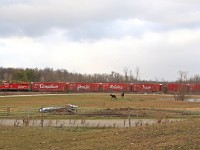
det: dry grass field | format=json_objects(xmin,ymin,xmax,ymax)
[
  {"xmin": 0, "ymin": 93, "xmax": 200, "ymax": 149},
  {"xmin": 0, "ymin": 93, "xmax": 200, "ymax": 119},
  {"xmin": 0, "ymin": 119, "xmax": 200, "ymax": 150}
]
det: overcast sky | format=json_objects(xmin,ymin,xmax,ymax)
[{"xmin": 0, "ymin": 0, "xmax": 200, "ymax": 81}]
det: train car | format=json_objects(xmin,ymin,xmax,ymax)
[
  {"xmin": 0, "ymin": 82, "xmax": 30, "ymax": 91},
  {"xmin": 188, "ymin": 84, "xmax": 200, "ymax": 93},
  {"xmin": 0, "ymin": 82, "xmax": 9, "ymax": 91},
  {"xmin": 67, "ymin": 82, "xmax": 100, "ymax": 92},
  {"xmin": 132, "ymin": 83, "xmax": 162, "ymax": 93},
  {"xmin": 100, "ymin": 83, "xmax": 131, "ymax": 92},
  {"xmin": 167, "ymin": 83, "xmax": 189, "ymax": 93},
  {"xmin": 31, "ymin": 82, "xmax": 66, "ymax": 92},
  {"xmin": 166, "ymin": 83, "xmax": 179, "ymax": 93}
]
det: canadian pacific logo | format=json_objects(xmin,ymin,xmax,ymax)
[
  {"xmin": 77, "ymin": 85, "xmax": 90, "ymax": 90},
  {"xmin": 40, "ymin": 84, "xmax": 59, "ymax": 89},
  {"xmin": 109, "ymin": 85, "xmax": 123, "ymax": 90}
]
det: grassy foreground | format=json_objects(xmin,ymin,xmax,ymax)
[
  {"xmin": 0, "ymin": 93, "xmax": 200, "ymax": 119},
  {"xmin": 0, "ymin": 93, "xmax": 200, "ymax": 149},
  {"xmin": 0, "ymin": 118, "xmax": 200, "ymax": 150}
]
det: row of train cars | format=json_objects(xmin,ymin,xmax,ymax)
[{"xmin": 0, "ymin": 81, "xmax": 200, "ymax": 94}]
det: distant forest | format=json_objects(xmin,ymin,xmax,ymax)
[
  {"xmin": 0, "ymin": 67, "xmax": 138, "ymax": 83},
  {"xmin": 0, "ymin": 67, "xmax": 199, "ymax": 83}
]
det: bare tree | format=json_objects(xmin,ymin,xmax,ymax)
[
  {"xmin": 178, "ymin": 70, "xmax": 188, "ymax": 84},
  {"xmin": 129, "ymin": 70, "xmax": 135, "ymax": 82},
  {"xmin": 123, "ymin": 67, "xmax": 129, "ymax": 83},
  {"xmin": 188, "ymin": 74, "xmax": 200, "ymax": 83},
  {"xmin": 174, "ymin": 70, "xmax": 189, "ymax": 101},
  {"xmin": 135, "ymin": 66, "xmax": 140, "ymax": 82}
]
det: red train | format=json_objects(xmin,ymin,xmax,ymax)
[{"xmin": 0, "ymin": 81, "xmax": 200, "ymax": 94}]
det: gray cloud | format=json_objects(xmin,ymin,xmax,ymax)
[
  {"xmin": 1, "ymin": 0, "xmax": 200, "ymax": 39},
  {"xmin": 1, "ymin": 0, "xmax": 200, "ymax": 81}
]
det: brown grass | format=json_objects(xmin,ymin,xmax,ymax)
[
  {"xmin": 0, "ymin": 94, "xmax": 200, "ymax": 149},
  {"xmin": 0, "ymin": 93, "xmax": 200, "ymax": 109},
  {"xmin": 0, "ymin": 94, "xmax": 200, "ymax": 119},
  {"xmin": 0, "ymin": 118, "xmax": 200, "ymax": 150}
]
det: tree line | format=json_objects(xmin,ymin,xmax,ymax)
[
  {"xmin": 0, "ymin": 67, "xmax": 199, "ymax": 83},
  {"xmin": 0, "ymin": 67, "xmax": 141, "ymax": 83}
]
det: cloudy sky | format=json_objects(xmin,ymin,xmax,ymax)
[{"xmin": 0, "ymin": 0, "xmax": 200, "ymax": 81}]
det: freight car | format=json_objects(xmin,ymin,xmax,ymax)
[
  {"xmin": 187, "ymin": 84, "xmax": 200, "ymax": 93},
  {"xmin": 67, "ymin": 82, "xmax": 100, "ymax": 92},
  {"xmin": 132, "ymin": 83, "xmax": 162, "ymax": 93},
  {"xmin": 31, "ymin": 82, "xmax": 66, "ymax": 92},
  {"xmin": 165, "ymin": 83, "xmax": 189, "ymax": 93},
  {"xmin": 0, "ymin": 82, "xmax": 30, "ymax": 91},
  {"xmin": 100, "ymin": 83, "xmax": 131, "ymax": 92}
]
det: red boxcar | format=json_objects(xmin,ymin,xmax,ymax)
[
  {"xmin": 167, "ymin": 83, "xmax": 188, "ymax": 93},
  {"xmin": 0, "ymin": 82, "xmax": 30, "ymax": 91},
  {"xmin": 188, "ymin": 84, "xmax": 200, "ymax": 93},
  {"xmin": 132, "ymin": 83, "xmax": 162, "ymax": 93},
  {"xmin": 67, "ymin": 82, "xmax": 100, "ymax": 92},
  {"xmin": 31, "ymin": 82, "xmax": 66, "ymax": 92},
  {"xmin": 100, "ymin": 83, "xmax": 131, "ymax": 92},
  {"xmin": 167, "ymin": 83, "xmax": 179, "ymax": 93}
]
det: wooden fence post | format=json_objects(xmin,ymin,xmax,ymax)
[
  {"xmin": 128, "ymin": 107, "xmax": 131, "ymax": 127},
  {"xmin": 41, "ymin": 112, "xmax": 44, "ymax": 127}
]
